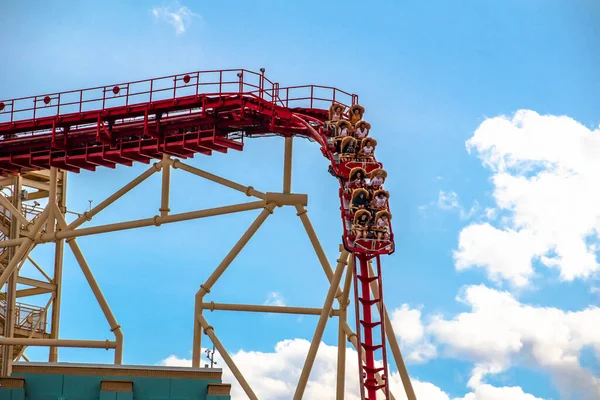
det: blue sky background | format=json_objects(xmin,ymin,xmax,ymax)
[{"xmin": 1, "ymin": 1, "xmax": 599, "ymax": 399}]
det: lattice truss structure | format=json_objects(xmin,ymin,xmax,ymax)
[{"xmin": 0, "ymin": 69, "xmax": 418, "ymax": 400}]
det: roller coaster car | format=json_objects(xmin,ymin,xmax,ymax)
[
  {"xmin": 369, "ymin": 168, "xmax": 387, "ymax": 191},
  {"xmin": 345, "ymin": 167, "xmax": 367, "ymax": 197},
  {"xmin": 357, "ymin": 138, "xmax": 376, "ymax": 161},
  {"xmin": 349, "ymin": 104, "xmax": 365, "ymax": 125},
  {"xmin": 355, "ymin": 120, "xmax": 370, "ymax": 139},
  {"xmin": 372, "ymin": 210, "xmax": 391, "ymax": 241},
  {"xmin": 350, "ymin": 188, "xmax": 370, "ymax": 214},
  {"xmin": 371, "ymin": 190, "xmax": 389, "ymax": 211},
  {"xmin": 352, "ymin": 209, "xmax": 372, "ymax": 240},
  {"xmin": 339, "ymin": 137, "xmax": 358, "ymax": 162}
]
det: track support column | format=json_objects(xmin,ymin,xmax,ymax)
[
  {"xmin": 55, "ymin": 209, "xmax": 124, "ymax": 364},
  {"xmin": 192, "ymin": 202, "xmax": 276, "ymax": 367},
  {"xmin": 198, "ymin": 315, "xmax": 259, "ymax": 400},
  {"xmin": 1, "ymin": 175, "xmax": 22, "ymax": 376},
  {"xmin": 293, "ymin": 249, "xmax": 350, "ymax": 400},
  {"xmin": 336, "ymin": 255, "xmax": 355, "ymax": 400},
  {"xmin": 49, "ymin": 169, "xmax": 67, "ymax": 362},
  {"xmin": 283, "ymin": 137, "xmax": 293, "ymax": 193},
  {"xmin": 160, "ymin": 154, "xmax": 171, "ymax": 217}
]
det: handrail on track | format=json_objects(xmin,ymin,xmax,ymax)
[
  {"xmin": 0, "ymin": 69, "xmax": 358, "ymax": 129},
  {"xmin": 0, "ymin": 299, "xmax": 47, "ymax": 333}
]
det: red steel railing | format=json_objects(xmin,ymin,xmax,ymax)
[{"xmin": 0, "ymin": 69, "xmax": 358, "ymax": 129}]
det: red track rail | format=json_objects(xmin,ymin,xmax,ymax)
[{"xmin": 0, "ymin": 69, "xmax": 393, "ymax": 399}]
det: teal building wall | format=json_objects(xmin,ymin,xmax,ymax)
[{"xmin": 0, "ymin": 362, "xmax": 231, "ymax": 400}]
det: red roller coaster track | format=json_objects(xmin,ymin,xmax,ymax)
[{"xmin": 0, "ymin": 68, "xmax": 394, "ymax": 399}]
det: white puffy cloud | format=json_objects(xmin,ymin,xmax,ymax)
[
  {"xmin": 455, "ymin": 110, "xmax": 600, "ymax": 286},
  {"xmin": 453, "ymin": 383, "xmax": 544, "ymax": 400},
  {"xmin": 151, "ymin": 2, "xmax": 200, "ymax": 35},
  {"xmin": 159, "ymin": 336, "xmax": 546, "ymax": 400},
  {"xmin": 427, "ymin": 284, "xmax": 600, "ymax": 399},
  {"xmin": 390, "ymin": 304, "xmax": 437, "ymax": 363}
]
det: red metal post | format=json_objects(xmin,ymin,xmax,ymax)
[
  {"xmin": 352, "ymin": 253, "xmax": 366, "ymax": 400},
  {"xmin": 196, "ymin": 72, "xmax": 200, "ymax": 96},
  {"xmin": 359, "ymin": 256, "xmax": 377, "ymax": 399}
]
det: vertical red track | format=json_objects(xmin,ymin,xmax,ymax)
[{"xmin": 353, "ymin": 255, "xmax": 390, "ymax": 399}]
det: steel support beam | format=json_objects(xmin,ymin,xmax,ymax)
[
  {"xmin": 198, "ymin": 315, "xmax": 259, "ymax": 400},
  {"xmin": 336, "ymin": 255, "xmax": 355, "ymax": 400},
  {"xmin": 283, "ymin": 137, "xmax": 293, "ymax": 193},
  {"xmin": 192, "ymin": 203, "xmax": 276, "ymax": 367},
  {"xmin": 1, "ymin": 175, "xmax": 22, "ymax": 375},
  {"xmin": 49, "ymin": 169, "xmax": 66, "ymax": 362},
  {"xmin": 201, "ymin": 302, "xmax": 340, "ymax": 316},
  {"xmin": 293, "ymin": 249, "xmax": 350, "ymax": 400}
]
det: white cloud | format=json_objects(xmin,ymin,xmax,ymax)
[
  {"xmin": 455, "ymin": 223, "xmax": 543, "ymax": 288},
  {"xmin": 264, "ymin": 291, "xmax": 285, "ymax": 306},
  {"xmin": 453, "ymin": 383, "xmax": 544, "ymax": 400},
  {"xmin": 427, "ymin": 284, "xmax": 600, "ymax": 399},
  {"xmin": 159, "ymin": 336, "xmax": 545, "ymax": 400},
  {"xmin": 456, "ymin": 110, "xmax": 600, "ymax": 286},
  {"xmin": 390, "ymin": 304, "xmax": 437, "ymax": 363},
  {"xmin": 151, "ymin": 2, "xmax": 200, "ymax": 35}
]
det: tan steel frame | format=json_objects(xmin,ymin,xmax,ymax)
[{"xmin": 0, "ymin": 138, "xmax": 417, "ymax": 400}]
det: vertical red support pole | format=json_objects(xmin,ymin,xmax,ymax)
[
  {"xmin": 51, "ymin": 120, "xmax": 56, "ymax": 148},
  {"xmin": 353, "ymin": 254, "xmax": 390, "ymax": 400},
  {"xmin": 143, "ymin": 108, "xmax": 149, "ymax": 136},
  {"xmin": 96, "ymin": 115, "xmax": 102, "ymax": 142},
  {"xmin": 259, "ymin": 71, "xmax": 264, "ymax": 100},
  {"xmin": 352, "ymin": 253, "xmax": 366, "ymax": 400},
  {"xmin": 196, "ymin": 72, "xmax": 200, "ymax": 96},
  {"xmin": 359, "ymin": 256, "xmax": 377, "ymax": 400}
]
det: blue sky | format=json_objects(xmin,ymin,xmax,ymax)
[{"xmin": 1, "ymin": 1, "xmax": 599, "ymax": 399}]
